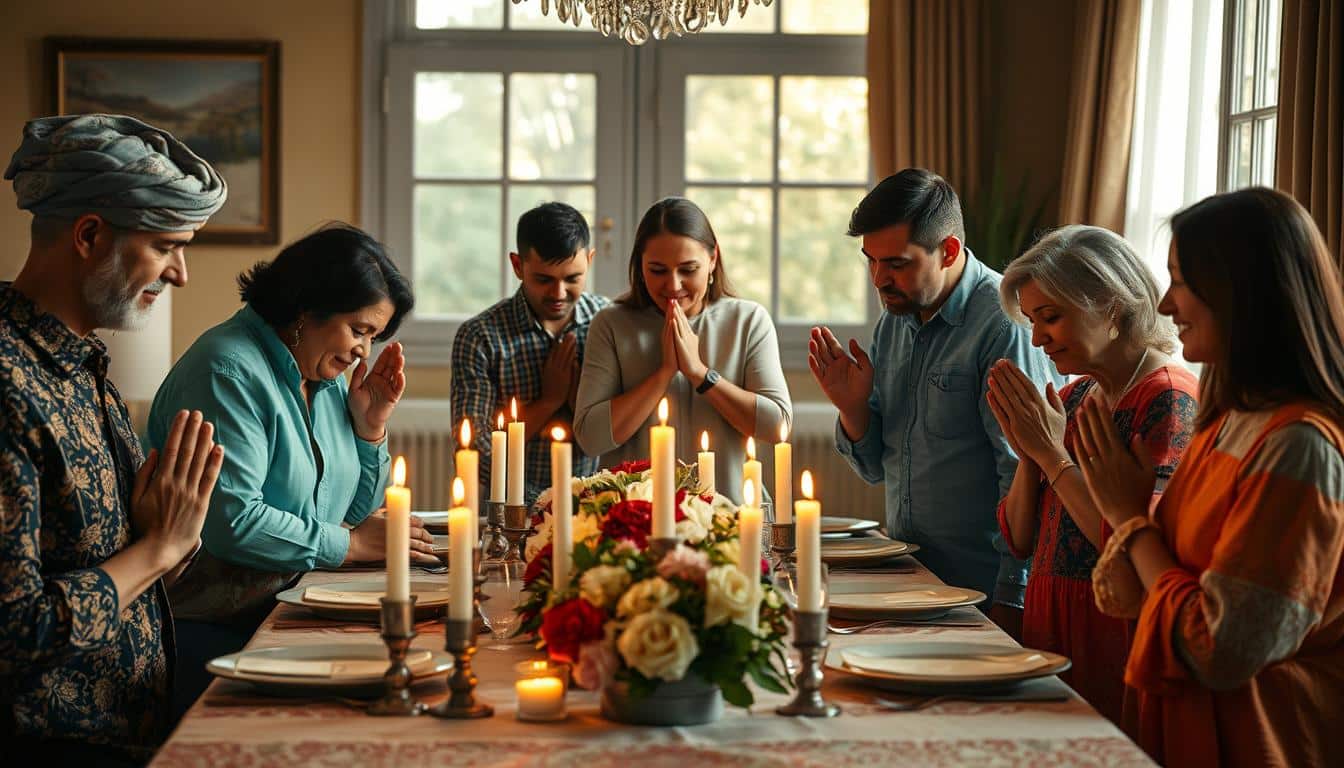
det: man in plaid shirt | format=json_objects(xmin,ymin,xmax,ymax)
[{"xmin": 451, "ymin": 202, "xmax": 610, "ymax": 505}]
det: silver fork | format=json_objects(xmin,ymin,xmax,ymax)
[
  {"xmin": 828, "ymin": 619, "xmax": 983, "ymax": 633},
  {"xmin": 874, "ymin": 693, "xmax": 1069, "ymax": 712}
]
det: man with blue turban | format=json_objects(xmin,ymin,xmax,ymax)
[{"xmin": 1, "ymin": 114, "xmax": 228, "ymax": 763}]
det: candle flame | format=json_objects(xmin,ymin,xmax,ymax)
[
  {"xmin": 779, "ymin": 422, "xmax": 789, "ymax": 442},
  {"xmin": 801, "ymin": 470, "xmax": 814, "ymax": 500},
  {"xmin": 551, "ymin": 425, "xmax": 566, "ymax": 441},
  {"xmin": 392, "ymin": 456, "xmax": 407, "ymax": 487},
  {"xmin": 746, "ymin": 436, "xmax": 756, "ymax": 460},
  {"xmin": 496, "ymin": 411, "xmax": 505, "ymax": 430},
  {"xmin": 452, "ymin": 477, "xmax": 465, "ymax": 506},
  {"xmin": 658, "ymin": 397, "xmax": 668, "ymax": 425},
  {"xmin": 510, "ymin": 397, "xmax": 518, "ymax": 421},
  {"xmin": 743, "ymin": 478, "xmax": 756, "ymax": 507},
  {"xmin": 459, "ymin": 419, "xmax": 472, "ymax": 448},
  {"xmin": 700, "ymin": 430, "xmax": 709, "ymax": 452}
]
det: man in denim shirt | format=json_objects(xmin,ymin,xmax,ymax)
[{"xmin": 809, "ymin": 169, "xmax": 1061, "ymax": 634}]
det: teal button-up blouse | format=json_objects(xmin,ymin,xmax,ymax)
[{"xmin": 148, "ymin": 306, "xmax": 388, "ymax": 616}]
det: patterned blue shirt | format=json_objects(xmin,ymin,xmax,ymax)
[
  {"xmin": 452, "ymin": 290, "xmax": 610, "ymax": 504},
  {"xmin": 836, "ymin": 253, "xmax": 1063, "ymax": 607}
]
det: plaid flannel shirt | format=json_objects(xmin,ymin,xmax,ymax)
[{"xmin": 451, "ymin": 289, "xmax": 610, "ymax": 504}]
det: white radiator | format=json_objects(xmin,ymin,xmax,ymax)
[{"xmin": 386, "ymin": 400, "xmax": 887, "ymax": 520}]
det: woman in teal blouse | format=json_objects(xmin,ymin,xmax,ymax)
[{"xmin": 149, "ymin": 224, "xmax": 436, "ymax": 714}]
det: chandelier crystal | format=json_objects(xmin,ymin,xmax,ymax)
[{"xmin": 511, "ymin": 0, "xmax": 775, "ymax": 45}]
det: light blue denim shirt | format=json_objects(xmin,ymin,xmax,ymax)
[
  {"xmin": 149, "ymin": 306, "xmax": 390, "ymax": 573},
  {"xmin": 836, "ymin": 252, "xmax": 1062, "ymax": 607}
]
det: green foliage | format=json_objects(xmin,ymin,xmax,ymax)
[{"xmin": 964, "ymin": 166, "xmax": 1052, "ymax": 273}]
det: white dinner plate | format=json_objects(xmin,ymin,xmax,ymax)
[
  {"xmin": 414, "ymin": 511, "xmax": 485, "ymax": 533},
  {"xmin": 825, "ymin": 641, "xmax": 1071, "ymax": 694},
  {"xmin": 828, "ymin": 582, "xmax": 985, "ymax": 620},
  {"xmin": 821, "ymin": 537, "xmax": 913, "ymax": 566},
  {"xmin": 276, "ymin": 579, "xmax": 452, "ymax": 621},
  {"xmin": 208, "ymin": 643, "xmax": 452, "ymax": 696},
  {"xmin": 821, "ymin": 516, "xmax": 881, "ymax": 535}
]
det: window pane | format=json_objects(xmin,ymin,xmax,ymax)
[
  {"xmin": 1234, "ymin": 0, "xmax": 1259, "ymax": 113},
  {"xmin": 779, "ymin": 76, "xmax": 868, "ymax": 182},
  {"xmin": 416, "ymin": 0, "xmax": 501, "ymax": 29},
  {"xmin": 1254, "ymin": 116, "xmax": 1276, "ymax": 186},
  {"xmin": 778, "ymin": 188, "xmax": 866, "ymax": 323},
  {"xmin": 701, "ymin": 3, "xmax": 777, "ymax": 33},
  {"xmin": 506, "ymin": 184, "xmax": 597, "ymax": 251},
  {"xmin": 415, "ymin": 184, "xmax": 503, "ymax": 317},
  {"xmin": 509, "ymin": 73, "xmax": 596, "ymax": 180},
  {"xmin": 1228, "ymin": 121, "xmax": 1253, "ymax": 190},
  {"xmin": 510, "ymin": 1, "xmax": 591, "ymax": 31},
  {"xmin": 686, "ymin": 76, "xmax": 774, "ymax": 182},
  {"xmin": 416, "ymin": 73, "xmax": 502, "ymax": 178},
  {"xmin": 686, "ymin": 185, "xmax": 772, "ymax": 310},
  {"xmin": 782, "ymin": 0, "xmax": 868, "ymax": 34},
  {"xmin": 1258, "ymin": 0, "xmax": 1282, "ymax": 108}
]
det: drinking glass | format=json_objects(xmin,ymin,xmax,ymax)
[
  {"xmin": 480, "ymin": 559, "xmax": 526, "ymax": 647},
  {"xmin": 771, "ymin": 561, "xmax": 829, "ymax": 613}
]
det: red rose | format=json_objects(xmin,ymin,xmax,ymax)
[
  {"xmin": 601, "ymin": 499, "xmax": 653, "ymax": 548},
  {"xmin": 540, "ymin": 597, "xmax": 606, "ymax": 663},
  {"xmin": 613, "ymin": 460, "xmax": 651, "ymax": 474},
  {"xmin": 524, "ymin": 545, "xmax": 552, "ymax": 586}
]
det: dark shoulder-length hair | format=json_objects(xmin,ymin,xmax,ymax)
[
  {"xmin": 237, "ymin": 223, "xmax": 414, "ymax": 341},
  {"xmin": 618, "ymin": 197, "xmax": 734, "ymax": 309},
  {"xmin": 1171, "ymin": 187, "xmax": 1344, "ymax": 428}
]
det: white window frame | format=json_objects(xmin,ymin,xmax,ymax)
[{"xmin": 1217, "ymin": 0, "xmax": 1281, "ymax": 191}]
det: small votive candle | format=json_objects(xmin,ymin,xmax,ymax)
[{"xmin": 514, "ymin": 660, "xmax": 569, "ymax": 721}]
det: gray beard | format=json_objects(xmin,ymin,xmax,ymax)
[{"xmin": 82, "ymin": 240, "xmax": 165, "ymax": 331}]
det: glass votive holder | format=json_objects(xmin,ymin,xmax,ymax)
[{"xmin": 514, "ymin": 659, "xmax": 569, "ymax": 722}]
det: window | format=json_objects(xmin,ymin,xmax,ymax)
[
  {"xmin": 365, "ymin": 0, "xmax": 869, "ymax": 364},
  {"xmin": 1219, "ymin": 0, "xmax": 1282, "ymax": 190}
]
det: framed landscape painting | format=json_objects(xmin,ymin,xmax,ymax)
[{"xmin": 47, "ymin": 38, "xmax": 280, "ymax": 245}]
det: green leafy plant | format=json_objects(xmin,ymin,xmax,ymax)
[{"xmin": 964, "ymin": 166, "xmax": 1052, "ymax": 272}]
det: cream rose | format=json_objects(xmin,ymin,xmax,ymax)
[
  {"xmin": 573, "ymin": 510, "xmax": 602, "ymax": 546},
  {"xmin": 703, "ymin": 565, "xmax": 761, "ymax": 632},
  {"xmin": 615, "ymin": 576, "xmax": 678, "ymax": 618},
  {"xmin": 713, "ymin": 540, "xmax": 739, "ymax": 565},
  {"xmin": 624, "ymin": 479, "xmax": 653, "ymax": 502},
  {"xmin": 616, "ymin": 609, "xmax": 699, "ymax": 681},
  {"xmin": 579, "ymin": 565, "xmax": 631, "ymax": 608}
]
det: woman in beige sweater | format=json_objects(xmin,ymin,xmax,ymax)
[{"xmin": 574, "ymin": 197, "xmax": 792, "ymax": 504}]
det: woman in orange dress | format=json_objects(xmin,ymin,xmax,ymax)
[
  {"xmin": 988, "ymin": 225, "xmax": 1199, "ymax": 724},
  {"xmin": 1079, "ymin": 187, "xmax": 1344, "ymax": 767}
]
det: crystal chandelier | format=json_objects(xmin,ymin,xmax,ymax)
[{"xmin": 511, "ymin": 0, "xmax": 775, "ymax": 45}]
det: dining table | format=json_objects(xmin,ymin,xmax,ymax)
[{"xmin": 149, "ymin": 554, "xmax": 1154, "ymax": 767}]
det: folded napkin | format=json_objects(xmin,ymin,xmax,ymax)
[
  {"xmin": 843, "ymin": 649, "xmax": 1053, "ymax": 677},
  {"xmin": 235, "ymin": 649, "xmax": 433, "ymax": 678},
  {"xmin": 302, "ymin": 587, "xmax": 384, "ymax": 606}
]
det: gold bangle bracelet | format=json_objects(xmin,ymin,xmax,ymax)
[{"xmin": 1047, "ymin": 458, "xmax": 1076, "ymax": 487}]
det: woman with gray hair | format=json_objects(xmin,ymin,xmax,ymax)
[{"xmin": 984, "ymin": 224, "xmax": 1199, "ymax": 724}]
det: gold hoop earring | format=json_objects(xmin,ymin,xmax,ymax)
[{"xmin": 290, "ymin": 319, "xmax": 304, "ymax": 348}]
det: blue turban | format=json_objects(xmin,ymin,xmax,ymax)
[{"xmin": 4, "ymin": 113, "xmax": 227, "ymax": 232}]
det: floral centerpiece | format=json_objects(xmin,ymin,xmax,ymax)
[{"xmin": 517, "ymin": 460, "xmax": 791, "ymax": 711}]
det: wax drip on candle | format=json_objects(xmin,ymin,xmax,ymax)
[
  {"xmin": 393, "ymin": 455, "xmax": 407, "ymax": 487},
  {"xmin": 746, "ymin": 436, "xmax": 756, "ymax": 461},
  {"xmin": 801, "ymin": 470, "xmax": 814, "ymax": 499}
]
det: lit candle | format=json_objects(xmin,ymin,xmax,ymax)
[
  {"xmin": 490, "ymin": 412, "xmax": 507, "ymax": 503},
  {"xmin": 507, "ymin": 397, "xmax": 525, "ymax": 506},
  {"xmin": 743, "ymin": 437, "xmax": 763, "ymax": 507},
  {"xmin": 795, "ymin": 470, "xmax": 822, "ymax": 612},
  {"xmin": 738, "ymin": 479, "xmax": 763, "ymax": 583},
  {"xmin": 515, "ymin": 660, "xmax": 567, "ymax": 721},
  {"xmin": 774, "ymin": 423, "xmax": 792, "ymax": 524},
  {"xmin": 697, "ymin": 430, "xmax": 715, "ymax": 495},
  {"xmin": 455, "ymin": 419, "xmax": 479, "ymax": 547},
  {"xmin": 651, "ymin": 397, "xmax": 676, "ymax": 539},
  {"xmin": 551, "ymin": 426, "xmax": 573, "ymax": 590},
  {"xmin": 448, "ymin": 478, "xmax": 473, "ymax": 621},
  {"xmin": 385, "ymin": 456, "xmax": 411, "ymax": 602}
]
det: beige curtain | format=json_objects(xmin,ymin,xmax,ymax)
[
  {"xmin": 1277, "ymin": 0, "xmax": 1343, "ymax": 265},
  {"xmin": 1057, "ymin": 0, "xmax": 1142, "ymax": 231},
  {"xmin": 867, "ymin": 0, "xmax": 984, "ymax": 196}
]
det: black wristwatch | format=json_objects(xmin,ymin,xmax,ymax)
[{"xmin": 695, "ymin": 368, "xmax": 721, "ymax": 394}]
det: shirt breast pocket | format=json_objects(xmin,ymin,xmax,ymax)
[{"xmin": 924, "ymin": 368, "xmax": 981, "ymax": 439}]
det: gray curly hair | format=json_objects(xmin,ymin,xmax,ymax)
[{"xmin": 1000, "ymin": 225, "xmax": 1176, "ymax": 354}]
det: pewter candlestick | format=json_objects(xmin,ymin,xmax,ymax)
[
  {"xmin": 431, "ymin": 616, "xmax": 494, "ymax": 719},
  {"xmin": 366, "ymin": 596, "xmax": 427, "ymax": 716},
  {"xmin": 770, "ymin": 522, "xmax": 796, "ymax": 567},
  {"xmin": 501, "ymin": 503, "xmax": 532, "ymax": 563},
  {"xmin": 482, "ymin": 500, "xmax": 511, "ymax": 560},
  {"xmin": 776, "ymin": 609, "xmax": 840, "ymax": 717}
]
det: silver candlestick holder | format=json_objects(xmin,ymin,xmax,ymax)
[
  {"xmin": 501, "ymin": 503, "xmax": 532, "ymax": 563},
  {"xmin": 776, "ymin": 609, "xmax": 840, "ymax": 717},
  {"xmin": 770, "ymin": 522, "xmax": 796, "ymax": 566},
  {"xmin": 366, "ymin": 596, "xmax": 427, "ymax": 716},
  {"xmin": 430, "ymin": 616, "xmax": 494, "ymax": 719},
  {"xmin": 482, "ymin": 501, "xmax": 511, "ymax": 560}
]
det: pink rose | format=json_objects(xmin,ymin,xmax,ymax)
[
  {"xmin": 656, "ymin": 545, "xmax": 711, "ymax": 585},
  {"xmin": 572, "ymin": 640, "xmax": 620, "ymax": 690}
]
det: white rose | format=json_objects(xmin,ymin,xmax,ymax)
[
  {"xmin": 535, "ymin": 487, "xmax": 554, "ymax": 510},
  {"xmin": 579, "ymin": 565, "xmax": 632, "ymax": 608},
  {"xmin": 526, "ymin": 514, "xmax": 553, "ymax": 562},
  {"xmin": 704, "ymin": 565, "xmax": 761, "ymax": 633},
  {"xmin": 624, "ymin": 479, "xmax": 653, "ymax": 502},
  {"xmin": 616, "ymin": 608, "xmax": 699, "ymax": 681},
  {"xmin": 574, "ymin": 510, "xmax": 602, "ymax": 546},
  {"xmin": 675, "ymin": 516, "xmax": 709, "ymax": 545},
  {"xmin": 615, "ymin": 576, "xmax": 678, "ymax": 618},
  {"xmin": 709, "ymin": 493, "xmax": 737, "ymax": 524}
]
